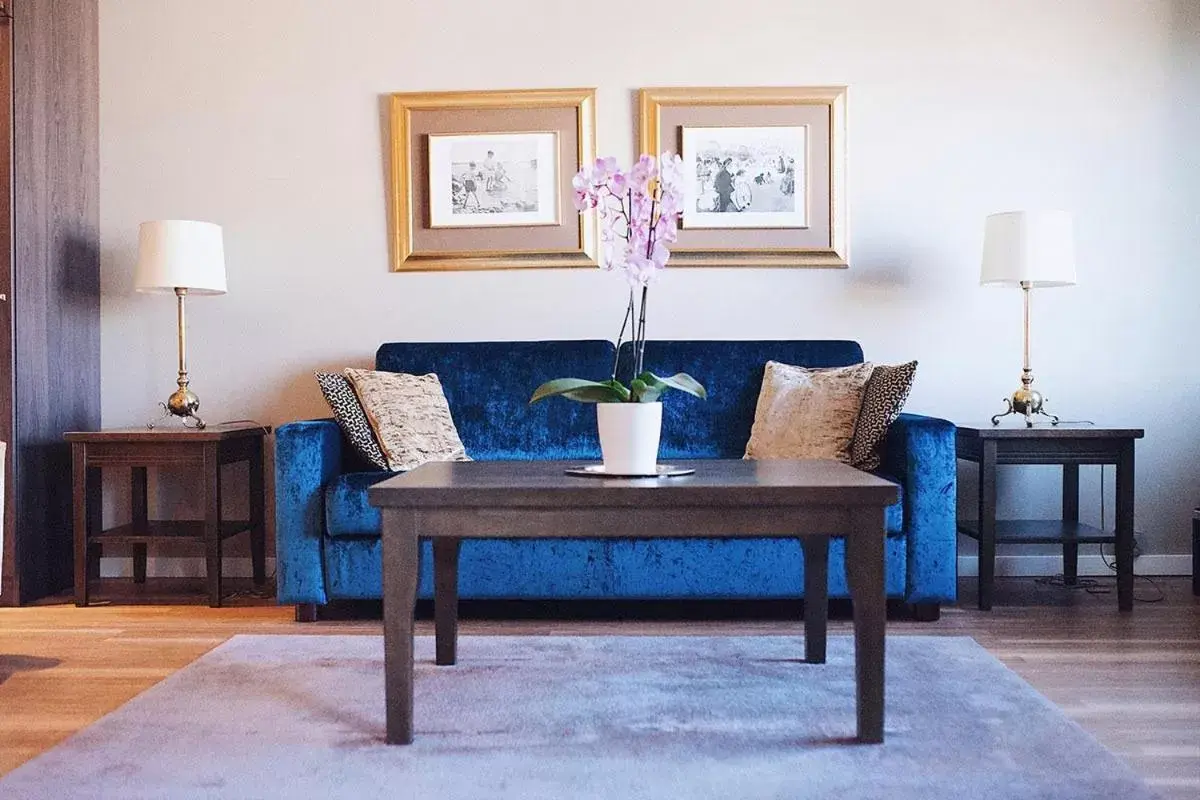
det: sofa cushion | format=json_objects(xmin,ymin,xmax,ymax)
[
  {"xmin": 850, "ymin": 361, "xmax": 918, "ymax": 471},
  {"xmin": 344, "ymin": 368, "xmax": 470, "ymax": 471},
  {"xmin": 314, "ymin": 372, "xmax": 389, "ymax": 470},
  {"xmin": 325, "ymin": 471, "xmax": 390, "ymax": 538},
  {"xmin": 620, "ymin": 340, "xmax": 865, "ymax": 458},
  {"xmin": 375, "ymin": 340, "xmax": 615, "ymax": 461},
  {"xmin": 324, "ymin": 469, "xmax": 904, "ymax": 539},
  {"xmin": 744, "ymin": 361, "xmax": 874, "ymax": 462}
]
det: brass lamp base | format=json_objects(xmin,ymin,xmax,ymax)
[
  {"xmin": 148, "ymin": 385, "xmax": 206, "ymax": 429},
  {"xmin": 991, "ymin": 369, "xmax": 1059, "ymax": 428}
]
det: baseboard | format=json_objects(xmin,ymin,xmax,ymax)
[
  {"xmin": 99, "ymin": 557, "xmax": 275, "ymax": 580},
  {"xmin": 956, "ymin": 554, "xmax": 1192, "ymax": 578}
]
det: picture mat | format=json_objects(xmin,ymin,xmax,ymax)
[
  {"xmin": 682, "ymin": 125, "xmax": 808, "ymax": 230},
  {"xmin": 652, "ymin": 101, "xmax": 833, "ymax": 253},
  {"xmin": 428, "ymin": 132, "xmax": 560, "ymax": 228},
  {"xmin": 405, "ymin": 104, "xmax": 583, "ymax": 259}
]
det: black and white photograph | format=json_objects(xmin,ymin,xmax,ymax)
[
  {"xmin": 428, "ymin": 132, "xmax": 560, "ymax": 228},
  {"xmin": 681, "ymin": 126, "xmax": 808, "ymax": 229}
]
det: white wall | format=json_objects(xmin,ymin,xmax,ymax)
[{"xmin": 98, "ymin": 0, "xmax": 1200, "ymax": 567}]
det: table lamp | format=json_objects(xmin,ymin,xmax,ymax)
[
  {"xmin": 980, "ymin": 210, "xmax": 1076, "ymax": 427},
  {"xmin": 134, "ymin": 220, "xmax": 227, "ymax": 429}
]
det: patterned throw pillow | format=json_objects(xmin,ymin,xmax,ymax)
[
  {"xmin": 849, "ymin": 361, "xmax": 918, "ymax": 472},
  {"xmin": 344, "ymin": 368, "xmax": 471, "ymax": 473},
  {"xmin": 744, "ymin": 360, "xmax": 875, "ymax": 463},
  {"xmin": 315, "ymin": 372, "xmax": 389, "ymax": 470}
]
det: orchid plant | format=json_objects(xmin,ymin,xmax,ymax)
[{"xmin": 530, "ymin": 153, "xmax": 707, "ymax": 404}]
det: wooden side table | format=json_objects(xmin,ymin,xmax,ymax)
[
  {"xmin": 956, "ymin": 424, "xmax": 1144, "ymax": 612},
  {"xmin": 64, "ymin": 423, "xmax": 271, "ymax": 607}
]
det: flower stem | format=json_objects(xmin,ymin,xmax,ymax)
[
  {"xmin": 635, "ymin": 286, "xmax": 649, "ymax": 379},
  {"xmin": 611, "ymin": 289, "xmax": 635, "ymax": 381}
]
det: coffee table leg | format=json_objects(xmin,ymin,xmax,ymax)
[
  {"xmin": 383, "ymin": 509, "xmax": 420, "ymax": 745},
  {"xmin": 802, "ymin": 536, "xmax": 828, "ymax": 664},
  {"xmin": 847, "ymin": 506, "xmax": 886, "ymax": 744},
  {"xmin": 433, "ymin": 538, "xmax": 461, "ymax": 666}
]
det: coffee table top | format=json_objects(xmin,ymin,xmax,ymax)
[{"xmin": 369, "ymin": 459, "xmax": 898, "ymax": 509}]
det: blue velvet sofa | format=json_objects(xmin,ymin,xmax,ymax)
[{"xmin": 275, "ymin": 340, "xmax": 957, "ymax": 620}]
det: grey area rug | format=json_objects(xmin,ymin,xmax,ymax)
[{"xmin": 0, "ymin": 635, "xmax": 1157, "ymax": 800}]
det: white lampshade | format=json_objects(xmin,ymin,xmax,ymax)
[
  {"xmin": 134, "ymin": 220, "xmax": 227, "ymax": 295},
  {"xmin": 980, "ymin": 210, "xmax": 1077, "ymax": 288}
]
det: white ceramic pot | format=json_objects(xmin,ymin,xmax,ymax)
[{"xmin": 596, "ymin": 401, "xmax": 663, "ymax": 476}]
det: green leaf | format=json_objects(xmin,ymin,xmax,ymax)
[
  {"xmin": 630, "ymin": 377, "xmax": 662, "ymax": 403},
  {"xmin": 530, "ymin": 378, "xmax": 628, "ymax": 404},
  {"xmin": 636, "ymin": 371, "xmax": 707, "ymax": 401},
  {"xmin": 599, "ymin": 379, "xmax": 632, "ymax": 402}
]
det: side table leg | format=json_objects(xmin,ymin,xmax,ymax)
[
  {"xmin": 433, "ymin": 538, "xmax": 462, "ymax": 666},
  {"xmin": 1062, "ymin": 464, "xmax": 1079, "ymax": 586},
  {"xmin": 801, "ymin": 536, "xmax": 828, "ymax": 664},
  {"xmin": 248, "ymin": 440, "xmax": 267, "ymax": 586},
  {"xmin": 847, "ymin": 507, "xmax": 886, "ymax": 744},
  {"xmin": 72, "ymin": 443, "xmax": 89, "ymax": 607},
  {"xmin": 978, "ymin": 440, "xmax": 998, "ymax": 610},
  {"xmin": 203, "ymin": 443, "xmax": 223, "ymax": 608},
  {"xmin": 132, "ymin": 466, "xmax": 148, "ymax": 584},
  {"xmin": 1115, "ymin": 441, "xmax": 1135, "ymax": 612},
  {"xmin": 383, "ymin": 509, "xmax": 420, "ymax": 744}
]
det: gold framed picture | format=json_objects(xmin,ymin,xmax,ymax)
[
  {"xmin": 639, "ymin": 86, "xmax": 847, "ymax": 268},
  {"xmin": 389, "ymin": 88, "xmax": 597, "ymax": 271}
]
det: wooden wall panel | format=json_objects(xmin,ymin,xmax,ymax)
[
  {"xmin": 0, "ymin": 9, "xmax": 13, "ymax": 606},
  {"xmin": 0, "ymin": 0, "xmax": 100, "ymax": 605}
]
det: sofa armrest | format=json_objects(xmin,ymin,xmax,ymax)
[
  {"xmin": 274, "ymin": 419, "xmax": 342, "ymax": 605},
  {"xmin": 884, "ymin": 413, "xmax": 957, "ymax": 603}
]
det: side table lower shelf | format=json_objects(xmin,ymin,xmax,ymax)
[
  {"xmin": 957, "ymin": 519, "xmax": 1116, "ymax": 545},
  {"xmin": 81, "ymin": 520, "xmax": 261, "ymax": 608},
  {"xmin": 91, "ymin": 520, "xmax": 253, "ymax": 544}
]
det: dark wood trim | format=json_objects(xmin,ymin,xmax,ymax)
[
  {"xmin": 369, "ymin": 459, "xmax": 899, "ymax": 510},
  {"xmin": 378, "ymin": 463, "xmax": 893, "ymax": 745},
  {"xmin": 802, "ymin": 535, "xmax": 829, "ymax": 664},
  {"xmin": 956, "ymin": 425, "xmax": 1141, "ymax": 613},
  {"xmin": 64, "ymin": 423, "xmax": 272, "ymax": 443},
  {"xmin": 0, "ymin": 2, "xmax": 15, "ymax": 607},
  {"xmin": 1, "ymin": 0, "xmax": 100, "ymax": 605},
  {"xmin": 70, "ymin": 430, "xmax": 269, "ymax": 608},
  {"xmin": 1062, "ymin": 464, "xmax": 1079, "ymax": 585},
  {"xmin": 432, "ymin": 538, "xmax": 461, "ymax": 666},
  {"xmin": 1115, "ymin": 440, "xmax": 1135, "ymax": 612},
  {"xmin": 977, "ymin": 440, "xmax": 998, "ymax": 611},
  {"xmin": 956, "ymin": 424, "xmax": 1144, "ymax": 440}
]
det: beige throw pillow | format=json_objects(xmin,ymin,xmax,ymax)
[
  {"xmin": 344, "ymin": 368, "xmax": 470, "ymax": 472},
  {"xmin": 744, "ymin": 360, "xmax": 875, "ymax": 462}
]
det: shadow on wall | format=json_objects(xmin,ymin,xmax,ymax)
[
  {"xmin": 278, "ymin": 354, "xmax": 376, "ymax": 424},
  {"xmin": 0, "ymin": 654, "xmax": 59, "ymax": 687}
]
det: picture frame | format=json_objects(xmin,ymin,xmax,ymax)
[
  {"xmin": 389, "ymin": 88, "xmax": 597, "ymax": 271},
  {"xmin": 639, "ymin": 86, "xmax": 847, "ymax": 268}
]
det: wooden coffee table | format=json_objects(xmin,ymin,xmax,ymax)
[{"xmin": 369, "ymin": 459, "xmax": 899, "ymax": 745}]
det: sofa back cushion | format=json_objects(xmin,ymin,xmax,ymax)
[
  {"xmin": 375, "ymin": 340, "xmax": 615, "ymax": 461},
  {"xmin": 619, "ymin": 340, "xmax": 864, "ymax": 458}
]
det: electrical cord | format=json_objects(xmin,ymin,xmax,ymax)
[{"xmin": 1034, "ymin": 462, "xmax": 1165, "ymax": 603}]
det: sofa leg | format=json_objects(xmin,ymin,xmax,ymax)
[
  {"xmin": 295, "ymin": 603, "xmax": 318, "ymax": 623},
  {"xmin": 910, "ymin": 603, "xmax": 941, "ymax": 622}
]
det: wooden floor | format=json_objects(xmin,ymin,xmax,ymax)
[{"xmin": 1, "ymin": 578, "xmax": 1198, "ymax": 798}]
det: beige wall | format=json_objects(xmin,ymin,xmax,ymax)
[{"xmin": 98, "ymin": 0, "xmax": 1200, "ymax": 573}]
